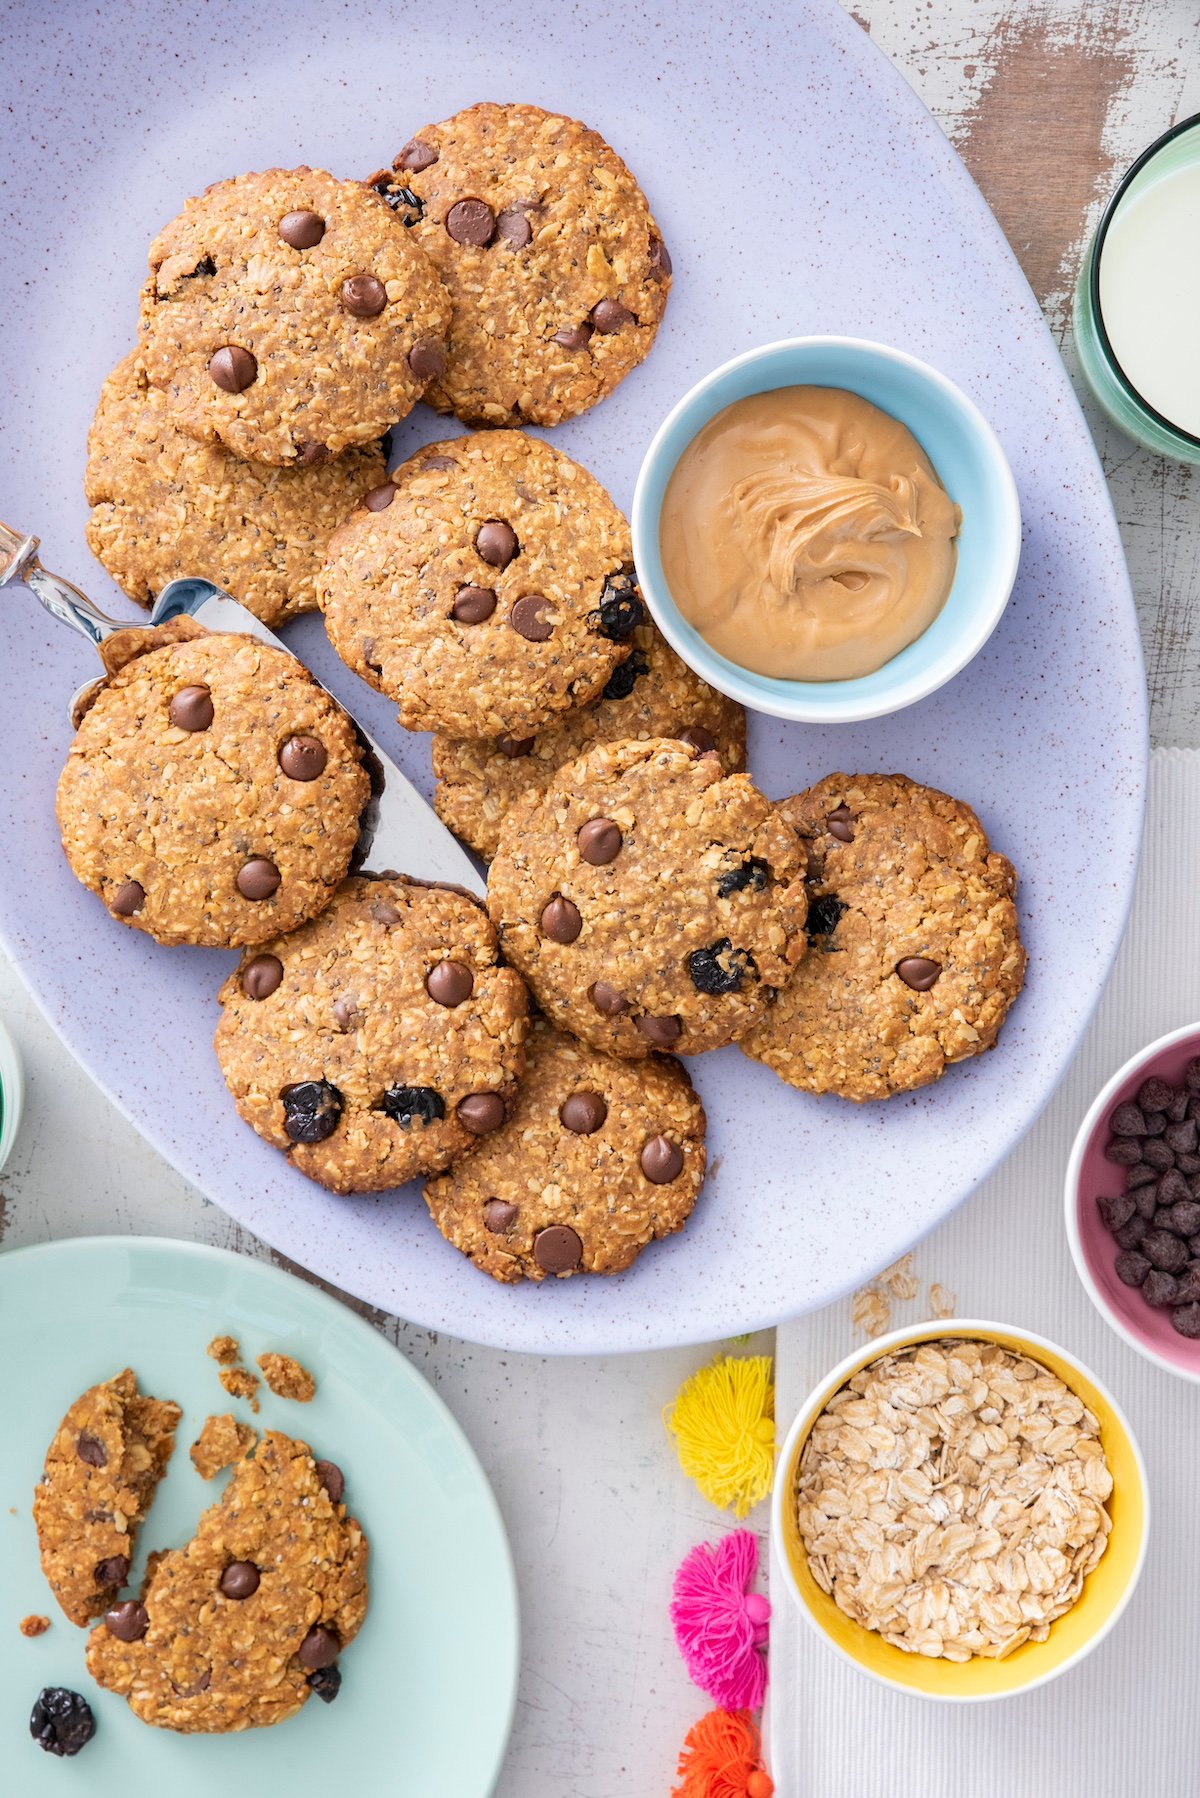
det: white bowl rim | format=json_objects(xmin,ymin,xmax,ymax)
[
  {"xmin": 770, "ymin": 1315, "xmax": 1150, "ymax": 1702},
  {"xmin": 631, "ymin": 333, "xmax": 1023, "ymax": 724},
  {"xmin": 0, "ymin": 1016, "xmax": 23, "ymax": 1173},
  {"xmin": 1064, "ymin": 1019, "xmax": 1200, "ymax": 1384}
]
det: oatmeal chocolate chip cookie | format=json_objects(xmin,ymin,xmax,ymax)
[
  {"xmin": 86, "ymin": 1430, "xmax": 367, "ymax": 1732},
  {"xmin": 432, "ymin": 614, "xmax": 747, "ymax": 860},
  {"xmin": 425, "ymin": 1017, "xmax": 705, "ymax": 1280},
  {"xmin": 190, "ymin": 1415, "xmax": 257, "ymax": 1481},
  {"xmin": 84, "ymin": 352, "xmax": 388, "ymax": 627},
  {"xmin": 740, "ymin": 773, "xmax": 1027, "ymax": 1101},
  {"xmin": 367, "ymin": 102, "xmax": 670, "ymax": 426},
  {"xmin": 56, "ymin": 630, "xmax": 370, "ymax": 948},
  {"xmin": 138, "ymin": 166, "xmax": 450, "ymax": 465},
  {"xmin": 487, "ymin": 738, "xmax": 808, "ymax": 1059},
  {"xmin": 257, "ymin": 1353, "xmax": 315, "ymax": 1402},
  {"xmin": 319, "ymin": 431, "xmax": 635, "ymax": 738},
  {"xmin": 33, "ymin": 1369, "xmax": 181, "ymax": 1627},
  {"xmin": 215, "ymin": 875, "xmax": 529, "ymax": 1193}
]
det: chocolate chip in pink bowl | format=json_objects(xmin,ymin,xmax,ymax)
[{"xmin": 1065, "ymin": 1022, "xmax": 1200, "ymax": 1381}]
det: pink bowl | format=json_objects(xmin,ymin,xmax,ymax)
[{"xmin": 1065, "ymin": 1022, "xmax": 1200, "ymax": 1380}]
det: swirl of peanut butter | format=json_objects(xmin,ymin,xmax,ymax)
[{"xmin": 659, "ymin": 386, "xmax": 959, "ymax": 682}]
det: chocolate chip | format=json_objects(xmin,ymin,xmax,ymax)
[
  {"xmin": 237, "ymin": 858, "xmax": 280, "ymax": 900},
  {"xmin": 497, "ymin": 734, "xmax": 535, "ymax": 759},
  {"xmin": 896, "ymin": 957, "xmax": 942, "ymax": 991},
  {"xmin": 308, "ymin": 1665, "xmax": 342, "ymax": 1703},
  {"xmin": 717, "ymin": 857, "xmax": 770, "ymax": 898},
  {"xmin": 380, "ymin": 1085, "xmax": 445, "ymax": 1128},
  {"xmin": 826, "ymin": 803, "xmax": 854, "ymax": 843},
  {"xmin": 111, "ymin": 881, "xmax": 145, "ymax": 917},
  {"xmin": 279, "ymin": 209, "xmax": 325, "ymax": 248},
  {"xmin": 1172, "ymin": 1200, "xmax": 1200, "ymax": 1237},
  {"xmin": 1139, "ymin": 1076, "xmax": 1176, "ymax": 1111},
  {"xmin": 220, "ymin": 1562, "xmax": 260, "ymax": 1600},
  {"xmin": 648, "ymin": 236, "xmax": 672, "ymax": 278},
  {"xmin": 314, "ymin": 1459, "xmax": 345, "ymax": 1504},
  {"xmin": 397, "ymin": 139, "xmax": 438, "ymax": 172},
  {"xmin": 282, "ymin": 1080, "xmax": 343, "ymax": 1144},
  {"xmin": 1144, "ymin": 1139, "xmax": 1176, "ymax": 1170},
  {"xmin": 476, "ymin": 519, "xmax": 518, "ymax": 567},
  {"xmin": 296, "ymin": 440, "xmax": 330, "ymax": 466},
  {"xmin": 1125, "ymin": 1162, "xmax": 1157, "ymax": 1189},
  {"xmin": 806, "ymin": 894, "xmax": 847, "ymax": 942},
  {"xmin": 364, "ymin": 483, "xmax": 395, "ymax": 511},
  {"xmin": 483, "ymin": 1198, "xmax": 518, "ymax": 1233},
  {"xmin": 1180, "ymin": 1153, "xmax": 1200, "ymax": 1175},
  {"xmin": 209, "ymin": 345, "xmax": 257, "ymax": 392},
  {"xmin": 423, "ymin": 454, "xmax": 457, "ymax": 470},
  {"xmin": 298, "ymin": 1624, "xmax": 341, "ymax": 1671},
  {"xmin": 688, "ymin": 938, "xmax": 752, "ymax": 995},
  {"xmin": 243, "ymin": 953, "xmax": 283, "ymax": 1000},
  {"xmin": 560, "ymin": 1092, "xmax": 607, "ymax": 1134},
  {"xmin": 409, "ymin": 337, "xmax": 447, "ymax": 381},
  {"xmin": 1133, "ymin": 1183, "xmax": 1160, "ymax": 1219},
  {"xmin": 279, "ymin": 734, "xmax": 327, "ymax": 781},
  {"xmin": 636, "ymin": 1014, "xmax": 682, "ymax": 1046},
  {"xmin": 1105, "ymin": 1137, "xmax": 1143, "ymax": 1165},
  {"xmin": 457, "ymin": 1092, "xmax": 506, "ymax": 1135},
  {"xmin": 1186, "ymin": 1057, "xmax": 1200, "ymax": 1093},
  {"xmin": 1172, "ymin": 1301, "xmax": 1200, "ymax": 1337},
  {"xmin": 30, "ymin": 1688, "xmax": 96, "ymax": 1758},
  {"xmin": 588, "ymin": 569, "xmax": 645, "ymax": 640},
  {"xmin": 1143, "ymin": 1268, "xmax": 1181, "ymax": 1306},
  {"xmin": 577, "ymin": 818, "xmax": 622, "ymax": 865},
  {"xmin": 541, "ymin": 895, "xmax": 582, "ymax": 942},
  {"xmin": 341, "ymin": 273, "xmax": 387, "ymax": 317},
  {"xmin": 76, "ymin": 1432, "xmax": 106, "ymax": 1468},
  {"xmin": 94, "ymin": 1554, "xmax": 129, "ymax": 1587},
  {"xmin": 591, "ymin": 298, "xmax": 632, "ymax": 333},
  {"xmin": 1110, "ymin": 1102, "xmax": 1147, "ymax": 1136},
  {"xmin": 452, "ymin": 585, "xmax": 496, "ymax": 623},
  {"xmin": 601, "ymin": 648, "xmax": 649, "ymax": 700},
  {"xmin": 169, "ymin": 683, "xmax": 213, "ymax": 731},
  {"xmin": 510, "ymin": 594, "xmax": 554, "ymax": 641},
  {"xmin": 1114, "ymin": 1215, "xmax": 1149, "ymax": 1249},
  {"xmin": 1144, "ymin": 1229, "xmax": 1189, "ymax": 1273},
  {"xmin": 495, "ymin": 208, "xmax": 533, "ymax": 248},
  {"xmin": 1167, "ymin": 1119, "xmax": 1198, "ymax": 1155},
  {"xmin": 426, "ymin": 960, "xmax": 474, "ymax": 1006},
  {"xmin": 641, "ymin": 1136, "xmax": 684, "ymax": 1183},
  {"xmin": 1115, "ymin": 1250, "xmax": 1151, "ymax": 1285},
  {"xmin": 1158, "ymin": 1169, "xmax": 1191, "ymax": 1205},
  {"xmin": 679, "ymin": 726, "xmax": 717, "ymax": 754},
  {"xmin": 104, "ymin": 1600, "xmax": 149, "ymax": 1641},
  {"xmin": 446, "ymin": 198, "xmax": 495, "ymax": 245},
  {"xmin": 552, "ymin": 322, "xmax": 594, "ymax": 350},
  {"xmin": 534, "ymin": 1225, "xmax": 583, "ymax": 1274},
  {"xmin": 371, "ymin": 899, "xmax": 402, "ymax": 926},
  {"xmin": 1168, "ymin": 1088, "xmax": 1192, "ymax": 1122},
  {"xmin": 1143, "ymin": 1110, "xmax": 1168, "ymax": 1136},
  {"xmin": 1097, "ymin": 1192, "xmax": 1136, "ymax": 1233},
  {"xmin": 589, "ymin": 981, "xmax": 629, "ymax": 1016}
]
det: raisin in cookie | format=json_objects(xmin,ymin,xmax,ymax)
[
  {"xmin": 85, "ymin": 351, "xmax": 388, "ymax": 627},
  {"xmin": 215, "ymin": 875, "xmax": 529, "ymax": 1193},
  {"xmin": 433, "ymin": 612, "xmax": 747, "ymax": 860},
  {"xmin": 139, "ymin": 166, "xmax": 450, "ymax": 465},
  {"xmin": 33, "ymin": 1370, "xmax": 181, "ymax": 1627},
  {"xmin": 319, "ymin": 431, "xmax": 634, "ymax": 738},
  {"xmin": 56, "ymin": 628, "xmax": 370, "ymax": 948},
  {"xmin": 487, "ymin": 738, "xmax": 808, "ymax": 1059},
  {"xmin": 86, "ymin": 1431, "xmax": 366, "ymax": 1732},
  {"xmin": 367, "ymin": 102, "xmax": 670, "ymax": 426},
  {"xmin": 740, "ymin": 773, "xmax": 1027, "ymax": 1101},
  {"xmin": 425, "ymin": 1018, "xmax": 705, "ymax": 1280}
]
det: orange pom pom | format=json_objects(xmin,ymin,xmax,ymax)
[{"xmin": 672, "ymin": 1707, "xmax": 773, "ymax": 1797}]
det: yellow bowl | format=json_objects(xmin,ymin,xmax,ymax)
[{"xmin": 771, "ymin": 1319, "xmax": 1149, "ymax": 1701}]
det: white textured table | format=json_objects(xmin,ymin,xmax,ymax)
[{"xmin": 3, "ymin": 5, "xmax": 1198, "ymax": 1790}]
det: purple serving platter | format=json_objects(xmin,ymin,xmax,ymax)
[{"xmin": 0, "ymin": 0, "xmax": 1146, "ymax": 1353}]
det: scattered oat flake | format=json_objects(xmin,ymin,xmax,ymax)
[
  {"xmin": 218, "ymin": 1366, "xmax": 260, "ymax": 1412},
  {"xmin": 19, "ymin": 1614, "xmax": 50, "ymax": 1638},
  {"xmin": 190, "ymin": 1413, "xmax": 257, "ymax": 1480},
  {"xmin": 257, "ymin": 1352, "xmax": 316, "ymax": 1403},
  {"xmin": 929, "ymin": 1283, "xmax": 957, "ymax": 1319},
  {"xmin": 851, "ymin": 1285, "xmax": 891, "ymax": 1339},
  {"xmin": 881, "ymin": 1255, "xmax": 919, "ymax": 1302},
  {"xmin": 206, "ymin": 1334, "xmax": 240, "ymax": 1365}
]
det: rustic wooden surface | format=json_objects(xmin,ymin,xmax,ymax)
[{"xmin": 2, "ymin": 6, "xmax": 1198, "ymax": 1792}]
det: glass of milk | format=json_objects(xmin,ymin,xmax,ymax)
[{"xmin": 1075, "ymin": 113, "xmax": 1200, "ymax": 462}]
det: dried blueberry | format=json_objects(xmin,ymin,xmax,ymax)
[
  {"xmin": 380, "ymin": 1085, "xmax": 445, "ymax": 1128},
  {"xmin": 281, "ymin": 1080, "xmax": 344, "ymax": 1144},
  {"xmin": 1096, "ymin": 1192, "xmax": 1135, "ymax": 1233},
  {"xmin": 30, "ymin": 1688, "xmax": 95, "ymax": 1757},
  {"xmin": 601, "ymin": 649, "xmax": 649, "ymax": 702},
  {"xmin": 806, "ymin": 893, "xmax": 847, "ymax": 942},
  {"xmin": 716, "ymin": 857, "xmax": 770, "ymax": 898},
  {"xmin": 373, "ymin": 178, "xmax": 423, "ymax": 224},
  {"xmin": 687, "ymin": 938, "xmax": 754, "ymax": 995},
  {"xmin": 307, "ymin": 1664, "xmax": 343, "ymax": 1704},
  {"xmin": 1114, "ymin": 1250, "xmax": 1151, "ymax": 1286},
  {"xmin": 1172, "ymin": 1302, "xmax": 1200, "ymax": 1338},
  {"xmin": 1143, "ymin": 1268, "xmax": 1181, "ymax": 1307},
  {"xmin": 588, "ymin": 569, "xmax": 646, "ymax": 640}
]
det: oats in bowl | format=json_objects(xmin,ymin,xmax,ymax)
[{"xmin": 794, "ymin": 1338, "xmax": 1114, "ymax": 1662}]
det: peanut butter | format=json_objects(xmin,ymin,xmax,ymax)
[{"xmin": 659, "ymin": 386, "xmax": 959, "ymax": 681}]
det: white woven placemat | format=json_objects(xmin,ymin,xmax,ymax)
[{"xmin": 769, "ymin": 746, "xmax": 1199, "ymax": 1797}]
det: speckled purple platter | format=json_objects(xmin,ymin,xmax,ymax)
[{"xmin": 0, "ymin": 1, "xmax": 1146, "ymax": 1353}]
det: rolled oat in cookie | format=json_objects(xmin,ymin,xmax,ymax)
[
  {"xmin": 138, "ymin": 166, "xmax": 449, "ymax": 464},
  {"xmin": 190, "ymin": 1415, "xmax": 257, "ymax": 1481},
  {"xmin": 215, "ymin": 874, "xmax": 529, "ymax": 1193},
  {"xmin": 487, "ymin": 737, "xmax": 808, "ymax": 1059},
  {"xmin": 218, "ymin": 1368, "xmax": 260, "ymax": 1412},
  {"xmin": 319, "ymin": 431, "xmax": 635, "ymax": 740},
  {"xmin": 367, "ymin": 102, "xmax": 670, "ymax": 426},
  {"xmin": 86, "ymin": 1430, "xmax": 367, "ymax": 1732},
  {"xmin": 33, "ymin": 1369, "xmax": 181, "ymax": 1627},
  {"xmin": 257, "ymin": 1353, "xmax": 315, "ymax": 1403},
  {"xmin": 425, "ymin": 1017, "xmax": 705, "ymax": 1280},
  {"xmin": 741, "ymin": 773, "xmax": 1026, "ymax": 1101}
]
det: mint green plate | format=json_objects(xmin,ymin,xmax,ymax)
[{"xmin": 0, "ymin": 1239, "xmax": 518, "ymax": 1795}]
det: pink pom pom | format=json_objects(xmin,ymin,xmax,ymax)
[{"xmin": 670, "ymin": 1529, "xmax": 770, "ymax": 1710}]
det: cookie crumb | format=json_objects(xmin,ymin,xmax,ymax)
[
  {"xmin": 207, "ymin": 1334, "xmax": 240, "ymax": 1365},
  {"xmin": 257, "ymin": 1353, "xmax": 316, "ymax": 1403},
  {"xmin": 20, "ymin": 1614, "xmax": 50, "ymax": 1638},
  {"xmin": 218, "ymin": 1366, "xmax": 261, "ymax": 1412},
  {"xmin": 190, "ymin": 1414, "xmax": 257, "ymax": 1480}
]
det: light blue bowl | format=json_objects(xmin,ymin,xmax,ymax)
[{"xmin": 631, "ymin": 336, "xmax": 1021, "ymax": 723}]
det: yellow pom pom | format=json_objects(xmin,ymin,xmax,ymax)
[{"xmin": 664, "ymin": 1355, "xmax": 775, "ymax": 1518}]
